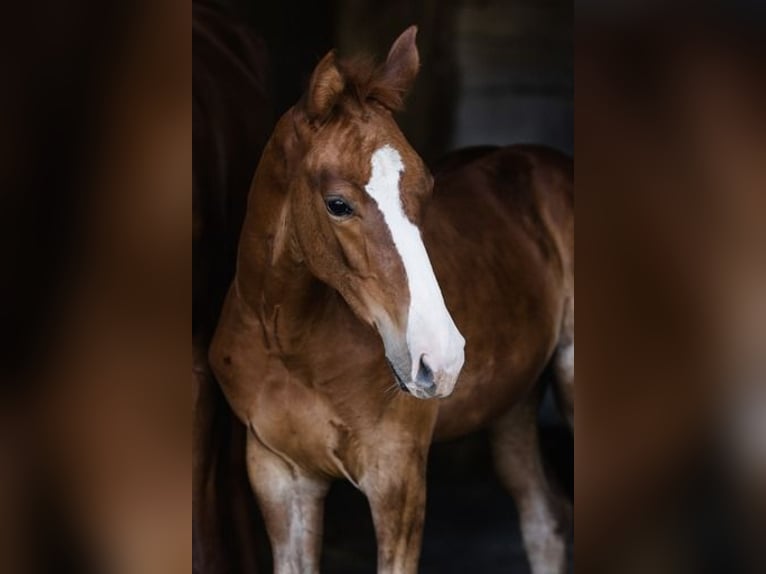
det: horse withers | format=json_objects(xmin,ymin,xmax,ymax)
[{"xmin": 210, "ymin": 26, "xmax": 574, "ymax": 574}]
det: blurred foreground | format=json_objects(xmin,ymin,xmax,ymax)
[{"xmin": 577, "ymin": 4, "xmax": 766, "ymax": 572}]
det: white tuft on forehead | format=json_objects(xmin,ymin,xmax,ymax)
[{"xmin": 365, "ymin": 145, "xmax": 464, "ymax": 382}]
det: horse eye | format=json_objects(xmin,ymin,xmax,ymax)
[{"xmin": 325, "ymin": 197, "xmax": 354, "ymax": 218}]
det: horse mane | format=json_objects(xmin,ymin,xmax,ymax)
[{"xmin": 335, "ymin": 54, "xmax": 409, "ymax": 112}]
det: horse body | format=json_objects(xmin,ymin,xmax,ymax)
[
  {"xmin": 427, "ymin": 145, "xmax": 573, "ymax": 440},
  {"xmin": 210, "ymin": 27, "xmax": 572, "ymax": 574}
]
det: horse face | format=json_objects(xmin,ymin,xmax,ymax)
[
  {"xmin": 294, "ymin": 118, "xmax": 465, "ymax": 399},
  {"xmin": 290, "ymin": 29, "xmax": 464, "ymax": 399}
]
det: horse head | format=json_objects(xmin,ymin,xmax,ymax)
[{"xmin": 273, "ymin": 27, "xmax": 465, "ymax": 398}]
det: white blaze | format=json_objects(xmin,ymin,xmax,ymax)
[{"xmin": 365, "ymin": 145, "xmax": 465, "ymax": 384}]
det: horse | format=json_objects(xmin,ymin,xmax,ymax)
[{"xmin": 209, "ymin": 26, "xmax": 574, "ymax": 574}]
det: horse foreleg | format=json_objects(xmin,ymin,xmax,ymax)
[
  {"xmin": 491, "ymin": 401, "xmax": 571, "ymax": 574},
  {"xmin": 361, "ymin": 445, "xmax": 428, "ymax": 574},
  {"xmin": 245, "ymin": 431, "xmax": 329, "ymax": 574}
]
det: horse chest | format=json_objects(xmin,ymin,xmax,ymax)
[{"xmin": 238, "ymin": 355, "xmax": 362, "ymax": 480}]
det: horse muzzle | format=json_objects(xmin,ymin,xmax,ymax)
[
  {"xmin": 385, "ymin": 340, "xmax": 465, "ymax": 400},
  {"xmin": 377, "ymin": 306, "xmax": 466, "ymax": 399}
]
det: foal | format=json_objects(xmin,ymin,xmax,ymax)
[{"xmin": 210, "ymin": 27, "xmax": 573, "ymax": 574}]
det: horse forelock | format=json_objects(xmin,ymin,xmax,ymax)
[{"xmin": 334, "ymin": 54, "xmax": 409, "ymax": 113}]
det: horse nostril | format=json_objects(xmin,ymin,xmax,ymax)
[{"xmin": 416, "ymin": 356, "xmax": 435, "ymax": 391}]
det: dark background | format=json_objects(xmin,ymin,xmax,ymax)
[{"xmin": 242, "ymin": 0, "xmax": 573, "ymax": 163}]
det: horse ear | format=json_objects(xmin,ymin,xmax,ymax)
[
  {"xmin": 380, "ymin": 26, "xmax": 420, "ymax": 100},
  {"xmin": 305, "ymin": 50, "xmax": 345, "ymax": 122}
]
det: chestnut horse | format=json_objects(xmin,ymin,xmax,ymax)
[{"xmin": 210, "ymin": 27, "xmax": 574, "ymax": 574}]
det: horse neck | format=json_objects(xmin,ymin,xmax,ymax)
[{"xmin": 234, "ymin": 127, "xmax": 337, "ymax": 351}]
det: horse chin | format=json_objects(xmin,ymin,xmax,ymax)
[{"xmin": 405, "ymin": 385, "xmax": 445, "ymax": 400}]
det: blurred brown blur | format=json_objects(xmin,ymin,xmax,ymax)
[
  {"xmin": 577, "ymin": 5, "xmax": 766, "ymax": 573},
  {"xmin": 1, "ymin": 0, "xmax": 189, "ymax": 572}
]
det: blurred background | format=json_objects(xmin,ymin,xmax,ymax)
[
  {"xmin": 246, "ymin": 0, "xmax": 573, "ymax": 162},
  {"xmin": 576, "ymin": 5, "xmax": 766, "ymax": 573}
]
